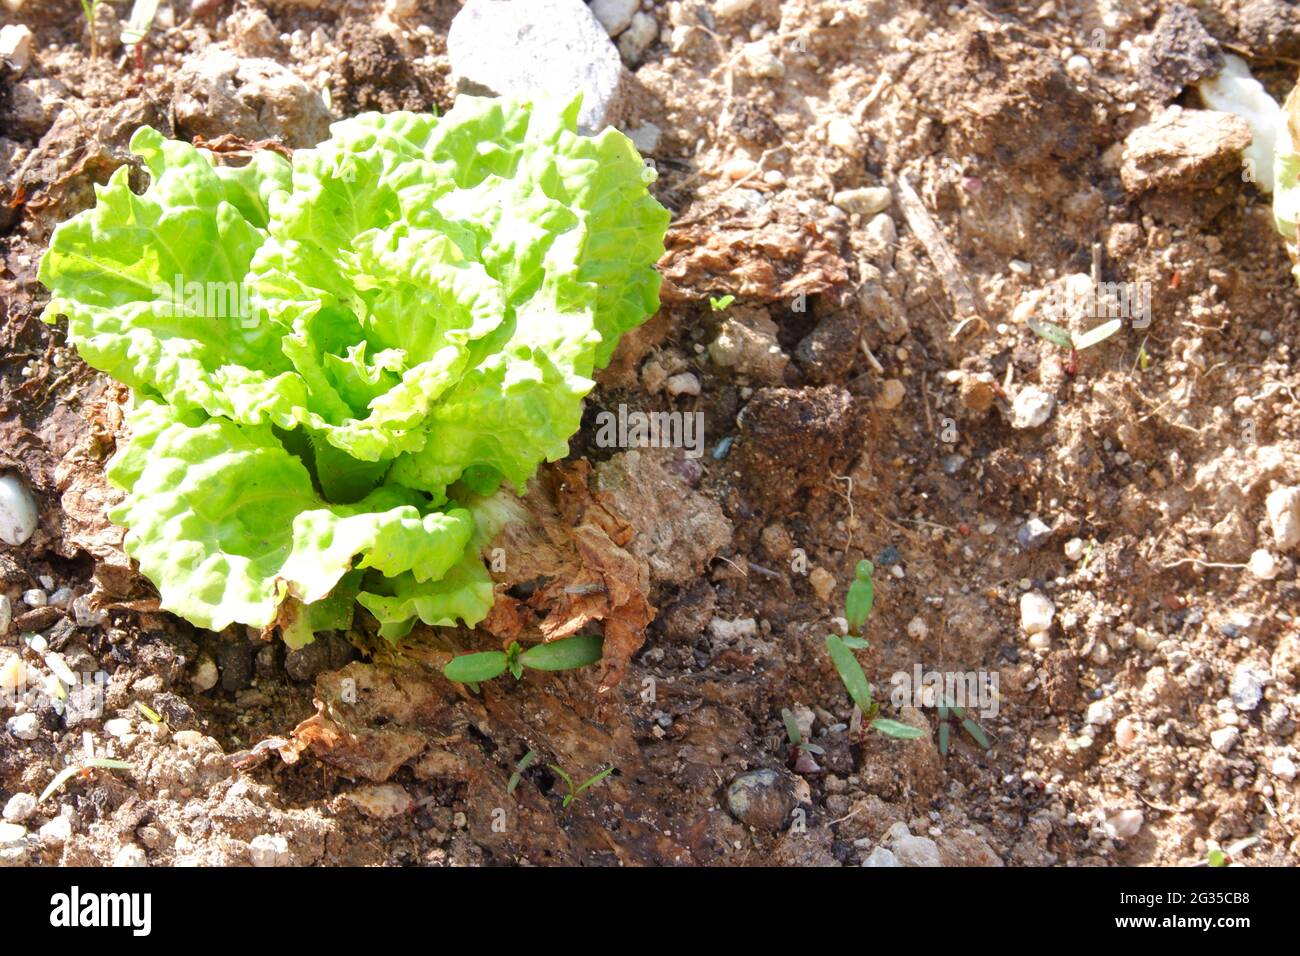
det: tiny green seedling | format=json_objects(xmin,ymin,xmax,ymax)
[
  {"xmin": 507, "ymin": 749, "xmax": 538, "ymax": 797},
  {"xmin": 443, "ymin": 633, "xmax": 603, "ymax": 685},
  {"xmin": 781, "ymin": 706, "xmax": 824, "ymax": 771},
  {"xmin": 39, "ymin": 758, "xmax": 133, "ymax": 804},
  {"xmin": 824, "ymin": 559, "xmax": 924, "ymax": 742},
  {"xmin": 80, "ymin": 0, "xmax": 103, "ymax": 59},
  {"xmin": 935, "ymin": 695, "xmax": 991, "ymax": 759},
  {"xmin": 121, "ymin": 0, "xmax": 159, "ymax": 48},
  {"xmin": 548, "ymin": 763, "xmax": 615, "ymax": 809},
  {"xmin": 708, "ymin": 294, "xmax": 735, "ymax": 312}
]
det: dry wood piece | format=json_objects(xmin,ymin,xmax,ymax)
[{"xmin": 895, "ymin": 174, "xmax": 982, "ymax": 324}]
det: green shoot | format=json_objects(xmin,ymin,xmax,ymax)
[
  {"xmin": 443, "ymin": 633, "xmax": 603, "ymax": 685},
  {"xmin": 708, "ymin": 294, "xmax": 735, "ymax": 312},
  {"xmin": 781, "ymin": 707, "xmax": 824, "ymax": 757},
  {"xmin": 80, "ymin": 0, "xmax": 103, "ymax": 60},
  {"xmin": 1028, "ymin": 316, "xmax": 1122, "ymax": 352},
  {"xmin": 135, "ymin": 701, "xmax": 162, "ymax": 724},
  {"xmin": 548, "ymin": 764, "xmax": 615, "ymax": 808},
  {"xmin": 38, "ymin": 758, "xmax": 133, "ymax": 803},
  {"xmin": 507, "ymin": 749, "xmax": 538, "ymax": 797},
  {"xmin": 121, "ymin": 0, "xmax": 159, "ymax": 48},
  {"xmin": 845, "ymin": 559, "xmax": 875, "ymax": 634}
]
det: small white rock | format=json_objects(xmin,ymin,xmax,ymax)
[
  {"xmin": 6, "ymin": 713, "xmax": 38, "ymax": 741},
  {"xmin": 665, "ymin": 372, "xmax": 701, "ymax": 397},
  {"xmin": 1, "ymin": 793, "xmax": 36, "ymax": 823},
  {"xmin": 1064, "ymin": 538, "xmax": 1085, "ymax": 561},
  {"xmin": 0, "ymin": 822, "xmax": 26, "ymax": 846},
  {"xmin": 1271, "ymin": 755, "xmax": 1297, "ymax": 782},
  {"xmin": 906, "ymin": 616, "xmax": 928, "ymax": 641},
  {"xmin": 1010, "ymin": 386, "xmax": 1054, "ymax": 429},
  {"xmin": 21, "ymin": 589, "xmax": 46, "ymax": 608},
  {"xmin": 0, "ymin": 24, "xmax": 32, "ymax": 75},
  {"xmin": 833, "ymin": 186, "xmax": 892, "ymax": 216},
  {"xmin": 739, "ymin": 37, "xmax": 784, "ymax": 78},
  {"xmin": 112, "ymin": 843, "xmax": 148, "ymax": 867},
  {"xmin": 38, "ymin": 815, "xmax": 71, "ymax": 846},
  {"xmin": 1086, "ymin": 698, "xmax": 1116, "ymax": 726},
  {"xmin": 861, "ymin": 846, "xmax": 901, "ymax": 867},
  {"xmin": 626, "ymin": 122, "xmax": 660, "ymax": 154},
  {"xmin": 248, "ymin": 833, "xmax": 291, "ymax": 867},
  {"xmin": 1019, "ymin": 591, "xmax": 1055, "ymax": 635},
  {"xmin": 191, "ymin": 655, "xmax": 219, "ymax": 692},
  {"xmin": 0, "ymin": 474, "xmax": 38, "ymax": 546},
  {"xmin": 1065, "ymin": 54, "xmax": 1092, "ymax": 79},
  {"xmin": 104, "ymin": 717, "xmax": 134, "ymax": 739},
  {"xmin": 1210, "ymin": 726, "xmax": 1240, "ymax": 754},
  {"xmin": 617, "ymin": 11, "xmax": 657, "ymax": 64},
  {"xmin": 1105, "ymin": 809, "xmax": 1143, "ymax": 840},
  {"xmin": 708, "ymin": 617, "xmax": 758, "ymax": 641},
  {"xmin": 1248, "ymin": 548, "xmax": 1279, "ymax": 580},
  {"xmin": 1266, "ymin": 486, "xmax": 1300, "ymax": 551},
  {"xmin": 875, "ymin": 379, "xmax": 905, "ymax": 410},
  {"xmin": 826, "ymin": 117, "xmax": 863, "ymax": 155},
  {"xmin": 0, "ymin": 595, "xmax": 10, "ymax": 636},
  {"xmin": 589, "ymin": 0, "xmax": 638, "ymax": 36}
]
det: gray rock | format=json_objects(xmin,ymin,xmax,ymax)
[
  {"xmin": 1016, "ymin": 517, "xmax": 1052, "ymax": 551},
  {"xmin": 589, "ymin": 0, "xmax": 638, "ymax": 36},
  {"xmin": 173, "ymin": 46, "xmax": 332, "ymax": 148},
  {"xmin": 861, "ymin": 846, "xmax": 901, "ymax": 867},
  {"xmin": 448, "ymin": 0, "xmax": 626, "ymax": 134},
  {"xmin": 618, "ymin": 11, "xmax": 657, "ymax": 65},
  {"xmin": 1, "ymin": 793, "xmax": 35, "ymax": 823},
  {"xmin": 883, "ymin": 822, "xmax": 942, "ymax": 866},
  {"xmin": 725, "ymin": 769, "xmax": 796, "ymax": 831},
  {"xmin": 6, "ymin": 713, "xmax": 38, "ymax": 741},
  {"xmin": 38, "ymin": 815, "xmax": 72, "ymax": 846},
  {"xmin": 1230, "ymin": 662, "xmax": 1266, "ymax": 712}
]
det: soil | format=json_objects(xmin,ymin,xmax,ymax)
[{"xmin": 1, "ymin": 0, "xmax": 1299, "ymax": 867}]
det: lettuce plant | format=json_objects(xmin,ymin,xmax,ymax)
[{"xmin": 38, "ymin": 96, "xmax": 669, "ymax": 646}]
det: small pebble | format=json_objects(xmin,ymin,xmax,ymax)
[
  {"xmin": 0, "ymin": 822, "xmax": 26, "ymax": 846},
  {"xmin": 1248, "ymin": 549, "xmax": 1279, "ymax": 580},
  {"xmin": 1016, "ymin": 518, "xmax": 1052, "ymax": 551},
  {"xmin": 665, "ymin": 372, "xmax": 701, "ymax": 397},
  {"xmin": 1019, "ymin": 591, "xmax": 1055, "ymax": 635},
  {"xmin": 6, "ymin": 713, "xmax": 38, "ymax": 741},
  {"xmin": 1114, "ymin": 716, "xmax": 1137, "ymax": 750},
  {"xmin": 833, "ymin": 186, "xmax": 892, "ymax": 216},
  {"xmin": 1105, "ymin": 809, "xmax": 1143, "ymax": 840},
  {"xmin": 808, "ymin": 567, "xmax": 836, "ymax": 602},
  {"xmin": 1271, "ymin": 755, "xmax": 1296, "ymax": 782},
  {"xmin": 38, "ymin": 816, "xmax": 72, "ymax": 846},
  {"xmin": 21, "ymin": 589, "xmax": 46, "ymax": 608},
  {"xmin": 0, "ymin": 473, "xmax": 38, "ymax": 546},
  {"xmin": 1, "ymin": 793, "xmax": 36, "ymax": 823},
  {"xmin": 876, "ymin": 379, "xmax": 905, "ymax": 410},
  {"xmin": 248, "ymin": 833, "xmax": 291, "ymax": 867},
  {"xmin": 1064, "ymin": 538, "xmax": 1085, "ymax": 561},
  {"xmin": 1210, "ymin": 726, "xmax": 1240, "ymax": 754},
  {"xmin": 112, "ymin": 844, "xmax": 148, "ymax": 867},
  {"xmin": 1010, "ymin": 386, "xmax": 1054, "ymax": 429},
  {"xmin": 906, "ymin": 616, "xmax": 928, "ymax": 641}
]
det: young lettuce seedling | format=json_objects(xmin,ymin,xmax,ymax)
[
  {"xmin": 443, "ymin": 633, "xmax": 604, "ymax": 685},
  {"xmin": 824, "ymin": 560, "xmax": 924, "ymax": 742},
  {"xmin": 548, "ymin": 763, "xmax": 615, "ymax": 809}
]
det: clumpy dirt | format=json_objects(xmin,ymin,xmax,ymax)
[{"xmin": 1, "ymin": 0, "xmax": 1299, "ymax": 867}]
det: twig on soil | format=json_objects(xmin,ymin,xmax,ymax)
[
  {"xmin": 859, "ymin": 336, "xmax": 885, "ymax": 374},
  {"xmin": 895, "ymin": 174, "xmax": 983, "ymax": 327},
  {"xmin": 1158, "ymin": 557, "xmax": 1247, "ymax": 571}
]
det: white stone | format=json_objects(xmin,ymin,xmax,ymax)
[
  {"xmin": 589, "ymin": 0, "xmax": 638, "ymax": 36},
  {"xmin": 826, "ymin": 117, "xmax": 863, "ymax": 155},
  {"xmin": 248, "ymin": 833, "xmax": 291, "ymax": 867},
  {"xmin": 6, "ymin": 713, "xmax": 38, "ymax": 741},
  {"xmin": 1104, "ymin": 809, "xmax": 1143, "ymax": 840},
  {"xmin": 708, "ymin": 617, "xmax": 758, "ymax": 641},
  {"xmin": 1248, "ymin": 549, "xmax": 1279, "ymax": 580},
  {"xmin": 104, "ymin": 718, "xmax": 134, "ymax": 739},
  {"xmin": 1019, "ymin": 591, "xmax": 1055, "ymax": 635},
  {"xmin": 1230, "ymin": 662, "xmax": 1265, "ymax": 712},
  {"xmin": 883, "ymin": 822, "xmax": 942, "ymax": 866},
  {"xmin": 0, "ymin": 24, "xmax": 32, "ymax": 75},
  {"xmin": 1064, "ymin": 538, "xmax": 1085, "ymax": 561},
  {"xmin": 0, "ymin": 473, "xmax": 38, "ymax": 546},
  {"xmin": 1271, "ymin": 755, "xmax": 1296, "ymax": 782},
  {"xmin": 739, "ymin": 38, "xmax": 783, "ymax": 78},
  {"xmin": 343, "ymin": 783, "xmax": 413, "ymax": 820},
  {"xmin": 833, "ymin": 186, "xmax": 892, "ymax": 216},
  {"xmin": 665, "ymin": 372, "xmax": 701, "ymax": 397},
  {"xmin": 617, "ymin": 12, "xmax": 657, "ymax": 65},
  {"xmin": 191, "ymin": 655, "xmax": 219, "ymax": 692},
  {"xmin": 1, "ymin": 793, "xmax": 35, "ymax": 823},
  {"xmin": 861, "ymin": 846, "xmax": 900, "ymax": 867},
  {"xmin": 112, "ymin": 843, "xmax": 148, "ymax": 867},
  {"xmin": 1010, "ymin": 386, "xmax": 1054, "ymax": 429},
  {"xmin": 1086, "ymin": 698, "xmax": 1116, "ymax": 726},
  {"xmin": 448, "ymin": 0, "xmax": 626, "ymax": 134},
  {"xmin": 38, "ymin": 815, "xmax": 71, "ymax": 846},
  {"xmin": 0, "ymin": 595, "xmax": 9, "ymax": 637},
  {"xmin": 906, "ymin": 616, "xmax": 928, "ymax": 641},
  {"xmin": 1210, "ymin": 726, "xmax": 1240, "ymax": 754},
  {"xmin": 0, "ymin": 822, "xmax": 25, "ymax": 846},
  {"xmin": 1266, "ymin": 486, "xmax": 1300, "ymax": 551},
  {"xmin": 626, "ymin": 122, "xmax": 660, "ymax": 154}
]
